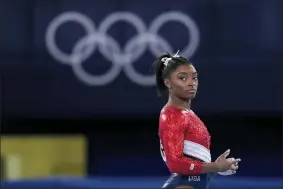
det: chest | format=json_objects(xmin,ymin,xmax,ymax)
[{"xmin": 183, "ymin": 112, "xmax": 211, "ymax": 148}]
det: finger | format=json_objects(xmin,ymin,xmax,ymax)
[
  {"xmin": 230, "ymin": 165, "xmax": 236, "ymax": 171},
  {"xmin": 222, "ymin": 149, "xmax": 230, "ymax": 158},
  {"xmin": 231, "ymin": 164, "xmax": 238, "ymax": 169},
  {"xmin": 235, "ymin": 158, "xmax": 241, "ymax": 163},
  {"xmin": 230, "ymin": 165, "xmax": 239, "ymax": 171},
  {"xmin": 231, "ymin": 158, "xmax": 241, "ymax": 165},
  {"xmin": 227, "ymin": 157, "xmax": 235, "ymax": 161}
]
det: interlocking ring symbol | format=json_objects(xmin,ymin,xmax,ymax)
[{"xmin": 45, "ymin": 11, "xmax": 200, "ymax": 86}]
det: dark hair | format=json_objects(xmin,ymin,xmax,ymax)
[{"xmin": 153, "ymin": 52, "xmax": 192, "ymax": 96}]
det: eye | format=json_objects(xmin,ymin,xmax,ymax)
[
  {"xmin": 180, "ymin": 77, "xmax": 187, "ymax": 81},
  {"xmin": 193, "ymin": 77, "xmax": 198, "ymax": 80}
]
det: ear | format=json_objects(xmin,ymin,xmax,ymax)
[{"xmin": 164, "ymin": 79, "xmax": 171, "ymax": 89}]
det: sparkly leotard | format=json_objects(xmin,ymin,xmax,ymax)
[{"xmin": 159, "ymin": 105, "xmax": 211, "ymax": 188}]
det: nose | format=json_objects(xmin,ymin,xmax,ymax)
[{"xmin": 187, "ymin": 79, "xmax": 196, "ymax": 87}]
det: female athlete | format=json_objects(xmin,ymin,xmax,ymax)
[{"xmin": 154, "ymin": 52, "xmax": 241, "ymax": 189}]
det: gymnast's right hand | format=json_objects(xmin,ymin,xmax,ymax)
[{"xmin": 215, "ymin": 149, "xmax": 241, "ymax": 172}]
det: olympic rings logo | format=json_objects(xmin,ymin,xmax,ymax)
[{"xmin": 45, "ymin": 11, "xmax": 200, "ymax": 86}]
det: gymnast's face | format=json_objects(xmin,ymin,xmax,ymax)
[{"xmin": 165, "ymin": 64, "xmax": 198, "ymax": 100}]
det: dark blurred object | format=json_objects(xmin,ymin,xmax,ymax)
[{"xmin": 2, "ymin": 112, "xmax": 282, "ymax": 178}]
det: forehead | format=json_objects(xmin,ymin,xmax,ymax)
[{"xmin": 173, "ymin": 64, "xmax": 197, "ymax": 74}]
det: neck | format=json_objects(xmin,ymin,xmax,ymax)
[{"xmin": 167, "ymin": 94, "xmax": 191, "ymax": 110}]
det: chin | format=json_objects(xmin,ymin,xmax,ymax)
[
  {"xmin": 189, "ymin": 95, "xmax": 196, "ymax": 100},
  {"xmin": 180, "ymin": 95, "xmax": 195, "ymax": 101},
  {"xmin": 186, "ymin": 94, "xmax": 196, "ymax": 100}
]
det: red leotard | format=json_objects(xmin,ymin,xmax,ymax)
[{"xmin": 159, "ymin": 105, "xmax": 211, "ymax": 175}]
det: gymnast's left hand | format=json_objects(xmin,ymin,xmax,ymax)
[{"xmin": 216, "ymin": 153, "xmax": 241, "ymax": 175}]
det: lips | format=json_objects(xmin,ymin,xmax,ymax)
[{"xmin": 187, "ymin": 89, "xmax": 196, "ymax": 92}]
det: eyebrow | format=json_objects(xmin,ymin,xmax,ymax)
[{"xmin": 178, "ymin": 72, "xmax": 198, "ymax": 75}]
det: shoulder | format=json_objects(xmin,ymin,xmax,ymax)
[{"xmin": 160, "ymin": 106, "xmax": 189, "ymax": 127}]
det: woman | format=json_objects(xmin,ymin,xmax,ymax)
[{"xmin": 154, "ymin": 52, "xmax": 241, "ymax": 189}]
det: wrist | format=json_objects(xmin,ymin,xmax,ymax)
[
  {"xmin": 202, "ymin": 162, "xmax": 222, "ymax": 173},
  {"xmin": 213, "ymin": 162, "xmax": 222, "ymax": 172}
]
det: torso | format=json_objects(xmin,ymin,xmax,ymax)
[
  {"xmin": 159, "ymin": 106, "xmax": 212, "ymax": 188},
  {"xmin": 181, "ymin": 108, "xmax": 210, "ymax": 150},
  {"xmin": 159, "ymin": 105, "xmax": 211, "ymax": 161}
]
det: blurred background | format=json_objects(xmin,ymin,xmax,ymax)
[{"xmin": 0, "ymin": 0, "xmax": 282, "ymax": 188}]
